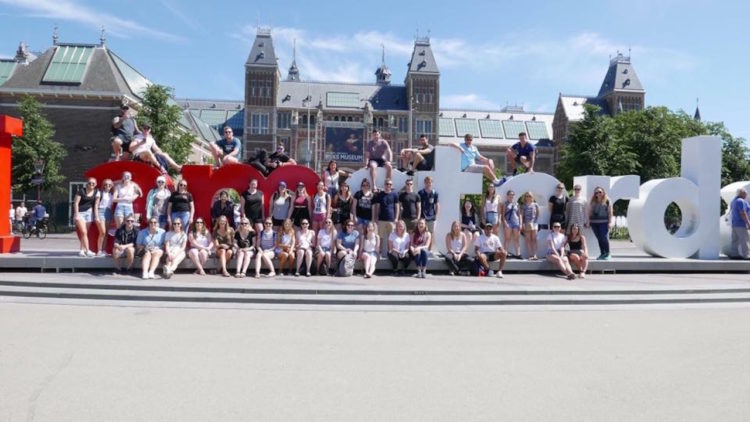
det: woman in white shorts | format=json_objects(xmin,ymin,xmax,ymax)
[
  {"xmin": 73, "ymin": 177, "xmax": 101, "ymax": 257},
  {"xmin": 95, "ymin": 178, "xmax": 114, "ymax": 256}
]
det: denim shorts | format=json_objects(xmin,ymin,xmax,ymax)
[
  {"xmin": 356, "ymin": 217, "xmax": 370, "ymax": 227},
  {"xmin": 485, "ymin": 212, "xmax": 498, "ymax": 225},
  {"xmin": 76, "ymin": 209, "xmax": 93, "ymax": 223},
  {"xmin": 114, "ymin": 203, "xmax": 133, "ymax": 219},
  {"xmin": 96, "ymin": 207, "xmax": 113, "ymax": 223}
]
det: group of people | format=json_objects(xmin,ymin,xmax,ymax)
[
  {"xmin": 110, "ymin": 106, "xmax": 182, "ymax": 174},
  {"xmin": 10, "ymin": 200, "xmax": 46, "ymax": 233}
]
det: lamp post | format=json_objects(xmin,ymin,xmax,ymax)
[
  {"xmin": 32, "ymin": 159, "xmax": 45, "ymax": 201},
  {"xmin": 408, "ymin": 94, "xmax": 418, "ymax": 149}
]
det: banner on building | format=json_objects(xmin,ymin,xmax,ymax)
[{"xmin": 324, "ymin": 126, "xmax": 364, "ymax": 162}]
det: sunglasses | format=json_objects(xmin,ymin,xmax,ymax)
[
  {"xmin": 346, "ymin": 224, "xmax": 354, "ymax": 227},
  {"xmin": 195, "ymin": 221, "xmax": 204, "ymax": 224},
  {"xmin": 88, "ymin": 182, "xmax": 96, "ymax": 186},
  {"xmin": 553, "ymin": 225, "xmax": 561, "ymax": 228},
  {"xmin": 301, "ymin": 222, "xmax": 309, "ymax": 226},
  {"xmin": 574, "ymin": 188, "xmax": 581, "ymax": 191},
  {"xmin": 556, "ymin": 187, "xmax": 564, "ymax": 190},
  {"xmin": 157, "ymin": 181, "xmax": 165, "ymax": 184},
  {"xmin": 264, "ymin": 222, "xmax": 272, "ymax": 225}
]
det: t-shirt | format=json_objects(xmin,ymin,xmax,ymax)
[
  {"xmin": 242, "ymin": 190, "xmax": 264, "ymax": 220},
  {"xmin": 421, "ymin": 144, "xmax": 435, "ymax": 169},
  {"xmin": 76, "ymin": 188, "xmax": 100, "ymax": 212},
  {"xmin": 474, "ymin": 233, "xmax": 502, "ymax": 253},
  {"xmin": 375, "ymin": 191, "xmax": 399, "ymax": 222},
  {"xmin": 730, "ymin": 196, "xmax": 750, "ymax": 227},
  {"xmin": 366, "ymin": 140, "xmax": 389, "ymax": 160},
  {"xmin": 354, "ymin": 190, "xmax": 373, "ymax": 220},
  {"xmin": 548, "ymin": 195, "xmax": 568, "ymax": 224},
  {"xmin": 216, "ymin": 138, "xmax": 239, "ymax": 155},
  {"xmin": 511, "ymin": 141, "xmax": 535, "ymax": 158},
  {"xmin": 131, "ymin": 134, "xmax": 155, "ymax": 156},
  {"xmin": 136, "ymin": 228, "xmax": 166, "ymax": 249},
  {"xmin": 14, "ymin": 206, "xmax": 27, "ymax": 220},
  {"xmin": 258, "ymin": 230, "xmax": 276, "ymax": 250},
  {"xmin": 399, "ymin": 192, "xmax": 419, "ymax": 220},
  {"xmin": 32, "ymin": 204, "xmax": 46, "ymax": 220},
  {"xmin": 338, "ymin": 230, "xmax": 360, "ymax": 250},
  {"xmin": 114, "ymin": 227, "xmax": 137, "ymax": 245},
  {"xmin": 113, "ymin": 117, "xmax": 135, "ymax": 143},
  {"xmin": 458, "ymin": 143, "xmax": 480, "ymax": 170},
  {"xmin": 419, "ymin": 189, "xmax": 438, "ymax": 221},
  {"xmin": 388, "ymin": 232, "xmax": 411, "ymax": 254},
  {"xmin": 169, "ymin": 191, "xmax": 193, "ymax": 213},
  {"xmin": 547, "ymin": 232, "xmax": 567, "ymax": 252}
]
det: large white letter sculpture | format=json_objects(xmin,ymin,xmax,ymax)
[{"xmin": 628, "ymin": 136, "xmax": 721, "ymax": 258}]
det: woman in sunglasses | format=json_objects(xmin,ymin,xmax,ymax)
[
  {"xmin": 589, "ymin": 187, "xmax": 613, "ymax": 260},
  {"xmin": 167, "ymin": 180, "xmax": 194, "ymax": 230},
  {"xmin": 136, "ymin": 217, "xmax": 166, "ymax": 279},
  {"xmin": 295, "ymin": 219, "xmax": 315, "ymax": 277},
  {"xmin": 546, "ymin": 222, "xmax": 576, "ymax": 280},
  {"xmin": 276, "ymin": 218, "xmax": 296, "ymax": 276},
  {"xmin": 234, "ymin": 217, "xmax": 256, "ymax": 278},
  {"xmin": 315, "ymin": 218, "xmax": 337, "ymax": 276},
  {"xmin": 95, "ymin": 178, "xmax": 115, "ymax": 256},
  {"xmin": 188, "ymin": 218, "xmax": 213, "ymax": 276},
  {"xmin": 113, "ymin": 213, "xmax": 137, "ymax": 273},
  {"xmin": 213, "ymin": 215, "xmax": 235, "ymax": 277},
  {"xmin": 73, "ymin": 177, "xmax": 101, "ymax": 257},
  {"xmin": 254, "ymin": 219, "xmax": 277, "ymax": 278},
  {"xmin": 146, "ymin": 175, "xmax": 171, "ymax": 229},
  {"xmin": 162, "ymin": 218, "xmax": 187, "ymax": 279},
  {"xmin": 112, "ymin": 171, "xmax": 140, "ymax": 228}
]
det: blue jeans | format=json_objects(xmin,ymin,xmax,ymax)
[
  {"xmin": 591, "ymin": 222, "xmax": 610, "ymax": 255},
  {"xmin": 413, "ymin": 249, "xmax": 429, "ymax": 267},
  {"xmin": 171, "ymin": 211, "xmax": 191, "ymax": 226}
]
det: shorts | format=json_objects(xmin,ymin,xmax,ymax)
[
  {"xmin": 318, "ymin": 246, "xmax": 332, "ymax": 254},
  {"xmin": 505, "ymin": 219, "xmax": 520, "ymax": 230},
  {"xmin": 568, "ymin": 249, "xmax": 584, "ymax": 257},
  {"xmin": 425, "ymin": 220, "xmax": 435, "ymax": 233},
  {"xmin": 404, "ymin": 218, "xmax": 419, "ymax": 233},
  {"xmin": 312, "ymin": 213, "xmax": 326, "ymax": 223},
  {"xmin": 327, "ymin": 187, "xmax": 338, "ymax": 198},
  {"xmin": 157, "ymin": 215, "xmax": 168, "ymax": 228},
  {"xmin": 272, "ymin": 218, "xmax": 285, "ymax": 227},
  {"xmin": 523, "ymin": 222, "xmax": 538, "ymax": 232},
  {"xmin": 415, "ymin": 161, "xmax": 432, "ymax": 171},
  {"xmin": 463, "ymin": 164, "xmax": 485, "ymax": 173},
  {"xmin": 357, "ymin": 217, "xmax": 370, "ymax": 227},
  {"xmin": 481, "ymin": 252, "xmax": 501, "ymax": 262},
  {"xmin": 76, "ymin": 209, "xmax": 93, "ymax": 223},
  {"xmin": 114, "ymin": 203, "xmax": 134, "ymax": 219},
  {"xmin": 363, "ymin": 251, "xmax": 378, "ymax": 257},
  {"xmin": 96, "ymin": 207, "xmax": 113, "ymax": 223},
  {"xmin": 368, "ymin": 158, "xmax": 386, "ymax": 168},
  {"xmin": 485, "ymin": 212, "xmax": 498, "ymax": 225}
]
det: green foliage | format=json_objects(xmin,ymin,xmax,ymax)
[
  {"xmin": 136, "ymin": 84, "xmax": 193, "ymax": 166},
  {"xmin": 704, "ymin": 121, "xmax": 750, "ymax": 187},
  {"xmin": 11, "ymin": 95, "xmax": 67, "ymax": 194}
]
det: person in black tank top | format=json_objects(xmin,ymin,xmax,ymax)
[{"xmin": 565, "ymin": 224, "xmax": 588, "ymax": 278}]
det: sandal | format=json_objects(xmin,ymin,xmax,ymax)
[
  {"xmin": 222, "ymin": 272, "xmax": 231, "ymax": 277},
  {"xmin": 254, "ymin": 273, "xmax": 260, "ymax": 279}
]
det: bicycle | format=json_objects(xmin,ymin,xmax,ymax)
[{"xmin": 22, "ymin": 215, "xmax": 49, "ymax": 240}]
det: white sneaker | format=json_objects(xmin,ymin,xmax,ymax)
[
  {"xmin": 85, "ymin": 250, "xmax": 95, "ymax": 257},
  {"xmin": 421, "ymin": 271, "xmax": 428, "ymax": 278},
  {"xmin": 148, "ymin": 272, "xmax": 156, "ymax": 279},
  {"xmin": 96, "ymin": 251, "xmax": 107, "ymax": 257},
  {"xmin": 142, "ymin": 273, "xmax": 149, "ymax": 280},
  {"xmin": 487, "ymin": 269, "xmax": 495, "ymax": 277},
  {"xmin": 78, "ymin": 250, "xmax": 87, "ymax": 257},
  {"xmin": 495, "ymin": 270, "xmax": 504, "ymax": 278}
]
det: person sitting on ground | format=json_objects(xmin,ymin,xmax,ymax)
[
  {"xmin": 501, "ymin": 190, "xmax": 522, "ymax": 259},
  {"xmin": 546, "ymin": 222, "xmax": 576, "ymax": 280},
  {"xmin": 188, "ymin": 218, "xmax": 213, "ymax": 276},
  {"xmin": 276, "ymin": 218, "xmax": 296, "ymax": 276},
  {"xmin": 399, "ymin": 134, "xmax": 435, "ymax": 174},
  {"xmin": 474, "ymin": 223, "xmax": 507, "ymax": 278},
  {"xmin": 566, "ymin": 223, "xmax": 588, "ymax": 278},
  {"xmin": 444, "ymin": 220, "xmax": 471, "ymax": 276},
  {"xmin": 112, "ymin": 213, "xmax": 137, "ymax": 273},
  {"xmin": 387, "ymin": 220, "xmax": 411, "ymax": 276},
  {"xmin": 315, "ymin": 218, "xmax": 337, "ymax": 276},
  {"xmin": 162, "ymin": 218, "xmax": 187, "ymax": 279},
  {"xmin": 234, "ymin": 217, "xmax": 256, "ymax": 278},
  {"xmin": 213, "ymin": 215, "xmax": 235, "ymax": 277},
  {"xmin": 136, "ymin": 217, "xmax": 166, "ymax": 280},
  {"xmin": 211, "ymin": 127, "xmax": 240, "ymax": 167},
  {"xmin": 255, "ymin": 219, "xmax": 277, "ymax": 278},
  {"xmin": 364, "ymin": 129, "xmax": 393, "ymax": 189},
  {"xmin": 359, "ymin": 221, "xmax": 380, "ymax": 279},
  {"xmin": 409, "ymin": 219, "xmax": 432, "ymax": 279},
  {"xmin": 111, "ymin": 105, "xmax": 139, "ymax": 161},
  {"xmin": 505, "ymin": 132, "xmax": 535, "ymax": 175},
  {"xmin": 450, "ymin": 134, "xmax": 504, "ymax": 187},
  {"xmin": 266, "ymin": 144, "xmax": 297, "ymax": 173},
  {"xmin": 130, "ymin": 123, "xmax": 182, "ymax": 174},
  {"xmin": 520, "ymin": 191, "xmax": 539, "ymax": 260}
]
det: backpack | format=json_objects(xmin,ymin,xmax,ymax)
[{"xmin": 337, "ymin": 253, "xmax": 356, "ymax": 277}]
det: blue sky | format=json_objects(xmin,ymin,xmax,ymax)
[{"xmin": 1, "ymin": 0, "xmax": 748, "ymax": 139}]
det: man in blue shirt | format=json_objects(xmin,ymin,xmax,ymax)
[
  {"xmin": 451, "ymin": 134, "xmax": 504, "ymax": 187},
  {"xmin": 506, "ymin": 132, "xmax": 536, "ymax": 175},
  {"xmin": 211, "ymin": 127, "xmax": 240, "ymax": 167},
  {"xmin": 730, "ymin": 188, "xmax": 750, "ymax": 259},
  {"xmin": 29, "ymin": 201, "xmax": 46, "ymax": 227}
]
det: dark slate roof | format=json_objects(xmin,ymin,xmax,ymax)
[
  {"xmin": 406, "ymin": 38, "xmax": 439, "ymax": 75},
  {"xmin": 0, "ymin": 43, "xmax": 149, "ymax": 99},
  {"xmin": 277, "ymin": 81, "xmax": 408, "ymax": 111},
  {"xmin": 597, "ymin": 53, "xmax": 644, "ymax": 97},
  {"xmin": 246, "ymin": 29, "xmax": 277, "ymax": 68},
  {"xmin": 559, "ymin": 94, "xmax": 610, "ymax": 121}
]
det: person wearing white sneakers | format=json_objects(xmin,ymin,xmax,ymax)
[
  {"xmin": 474, "ymin": 223, "xmax": 507, "ymax": 278},
  {"xmin": 73, "ymin": 177, "xmax": 101, "ymax": 257},
  {"xmin": 409, "ymin": 219, "xmax": 432, "ymax": 278},
  {"xmin": 136, "ymin": 217, "xmax": 166, "ymax": 279},
  {"xmin": 162, "ymin": 218, "xmax": 187, "ymax": 279}
]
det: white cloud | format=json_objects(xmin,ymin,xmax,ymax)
[{"xmin": 0, "ymin": 0, "xmax": 185, "ymax": 43}]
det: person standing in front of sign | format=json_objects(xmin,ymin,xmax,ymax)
[
  {"xmin": 418, "ymin": 176, "xmax": 439, "ymax": 248},
  {"xmin": 364, "ymin": 129, "xmax": 393, "ymax": 190},
  {"xmin": 399, "ymin": 179, "xmax": 421, "ymax": 233},
  {"xmin": 373, "ymin": 178, "xmax": 400, "ymax": 255},
  {"xmin": 729, "ymin": 188, "xmax": 750, "ymax": 259},
  {"xmin": 588, "ymin": 187, "xmax": 613, "ymax": 260}
]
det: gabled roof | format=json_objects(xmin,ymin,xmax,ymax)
[
  {"xmin": 597, "ymin": 53, "xmax": 644, "ymax": 97},
  {"xmin": 246, "ymin": 29, "xmax": 277, "ymax": 68},
  {"xmin": 406, "ymin": 37, "xmax": 439, "ymax": 75},
  {"xmin": 558, "ymin": 94, "xmax": 609, "ymax": 121},
  {"xmin": 277, "ymin": 81, "xmax": 408, "ymax": 111}
]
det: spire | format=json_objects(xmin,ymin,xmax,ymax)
[
  {"xmin": 245, "ymin": 27, "xmax": 278, "ymax": 68},
  {"xmin": 375, "ymin": 43, "xmax": 391, "ymax": 85},
  {"xmin": 100, "ymin": 26, "xmax": 106, "ymax": 47},
  {"xmin": 52, "ymin": 25, "xmax": 59, "ymax": 46},
  {"xmin": 287, "ymin": 38, "xmax": 300, "ymax": 81},
  {"xmin": 694, "ymin": 98, "xmax": 701, "ymax": 121},
  {"xmin": 14, "ymin": 42, "xmax": 30, "ymax": 64}
]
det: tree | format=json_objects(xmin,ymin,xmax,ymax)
[
  {"xmin": 704, "ymin": 121, "xmax": 750, "ymax": 187},
  {"xmin": 11, "ymin": 95, "xmax": 67, "ymax": 194},
  {"xmin": 136, "ymin": 84, "xmax": 194, "ymax": 166}
]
